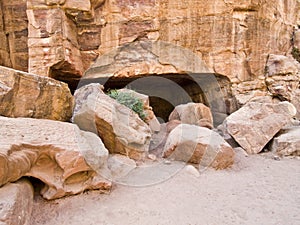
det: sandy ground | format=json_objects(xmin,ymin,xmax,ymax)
[{"xmin": 30, "ymin": 151, "xmax": 300, "ymax": 225}]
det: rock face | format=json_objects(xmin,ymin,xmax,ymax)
[
  {"xmin": 0, "ymin": 0, "xmax": 299, "ymax": 90},
  {"xmin": 224, "ymin": 101, "xmax": 297, "ymax": 154},
  {"xmin": 163, "ymin": 124, "xmax": 234, "ymax": 169},
  {"xmin": 0, "ymin": 179, "xmax": 33, "ymax": 225},
  {"xmin": 0, "ymin": 65, "xmax": 74, "ymax": 121},
  {"xmin": 0, "ymin": 116, "xmax": 111, "ymax": 200},
  {"xmin": 169, "ymin": 103, "xmax": 213, "ymax": 129},
  {"xmin": 73, "ymin": 83, "xmax": 152, "ymax": 160},
  {"xmin": 265, "ymin": 54, "xmax": 300, "ymax": 101},
  {"xmin": 270, "ymin": 126, "xmax": 300, "ymax": 156},
  {"xmin": 0, "ymin": 0, "xmax": 28, "ymax": 72}
]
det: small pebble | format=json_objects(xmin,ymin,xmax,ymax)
[
  {"xmin": 184, "ymin": 165, "xmax": 200, "ymax": 177},
  {"xmin": 273, "ymin": 155, "xmax": 280, "ymax": 161},
  {"xmin": 163, "ymin": 160, "xmax": 171, "ymax": 165}
]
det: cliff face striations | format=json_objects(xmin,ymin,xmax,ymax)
[{"xmin": 0, "ymin": 0, "xmax": 299, "ymax": 99}]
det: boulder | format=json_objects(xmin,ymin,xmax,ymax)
[
  {"xmin": 169, "ymin": 103, "xmax": 214, "ymax": 129},
  {"xmin": 0, "ymin": 116, "xmax": 111, "ymax": 200},
  {"xmin": 0, "ymin": 65, "xmax": 74, "ymax": 121},
  {"xmin": 117, "ymin": 89, "xmax": 161, "ymax": 132},
  {"xmin": 270, "ymin": 126, "xmax": 300, "ymax": 156},
  {"xmin": 0, "ymin": 179, "xmax": 33, "ymax": 225},
  {"xmin": 224, "ymin": 101, "xmax": 297, "ymax": 154},
  {"xmin": 163, "ymin": 124, "xmax": 234, "ymax": 170},
  {"xmin": 73, "ymin": 83, "xmax": 152, "ymax": 160}
]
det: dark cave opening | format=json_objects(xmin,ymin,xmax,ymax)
[{"xmin": 74, "ymin": 73, "xmax": 237, "ymax": 125}]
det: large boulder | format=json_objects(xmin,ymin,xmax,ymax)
[
  {"xmin": 0, "ymin": 179, "xmax": 33, "ymax": 225},
  {"xmin": 0, "ymin": 65, "xmax": 74, "ymax": 121},
  {"xmin": 163, "ymin": 124, "xmax": 234, "ymax": 170},
  {"xmin": 270, "ymin": 126, "xmax": 300, "ymax": 156},
  {"xmin": 73, "ymin": 84, "xmax": 152, "ymax": 160},
  {"xmin": 117, "ymin": 89, "xmax": 160, "ymax": 132},
  {"xmin": 0, "ymin": 116, "xmax": 111, "ymax": 200},
  {"xmin": 224, "ymin": 101, "xmax": 297, "ymax": 154},
  {"xmin": 169, "ymin": 103, "xmax": 214, "ymax": 129}
]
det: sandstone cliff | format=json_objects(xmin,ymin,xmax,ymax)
[{"xmin": 0, "ymin": 0, "xmax": 299, "ymax": 100}]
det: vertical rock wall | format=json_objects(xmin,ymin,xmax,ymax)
[
  {"xmin": 0, "ymin": 0, "xmax": 28, "ymax": 71},
  {"xmin": 0, "ymin": 0, "xmax": 299, "ymax": 93}
]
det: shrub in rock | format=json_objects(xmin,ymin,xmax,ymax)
[{"xmin": 108, "ymin": 89, "xmax": 147, "ymax": 121}]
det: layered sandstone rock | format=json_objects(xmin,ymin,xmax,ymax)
[
  {"xmin": 1, "ymin": 0, "xmax": 298, "ymax": 88},
  {"xmin": 270, "ymin": 126, "xmax": 300, "ymax": 156},
  {"xmin": 73, "ymin": 83, "xmax": 152, "ymax": 160},
  {"xmin": 0, "ymin": 65, "xmax": 74, "ymax": 121},
  {"xmin": 169, "ymin": 102, "xmax": 214, "ymax": 129},
  {"xmin": 0, "ymin": 116, "xmax": 111, "ymax": 200},
  {"xmin": 0, "ymin": 0, "xmax": 28, "ymax": 71},
  {"xmin": 224, "ymin": 101, "xmax": 297, "ymax": 154},
  {"xmin": 163, "ymin": 124, "xmax": 234, "ymax": 169},
  {"xmin": 0, "ymin": 179, "xmax": 33, "ymax": 225}
]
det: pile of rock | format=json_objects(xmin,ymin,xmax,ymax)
[{"xmin": 0, "ymin": 63, "xmax": 299, "ymax": 224}]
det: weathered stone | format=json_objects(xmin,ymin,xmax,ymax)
[
  {"xmin": 27, "ymin": 6, "xmax": 84, "ymax": 79},
  {"xmin": 0, "ymin": 0, "xmax": 298, "ymax": 86},
  {"xmin": 0, "ymin": 116, "xmax": 111, "ymax": 200},
  {"xmin": 85, "ymin": 40, "xmax": 212, "ymax": 79},
  {"xmin": 163, "ymin": 124, "xmax": 235, "ymax": 169},
  {"xmin": 63, "ymin": 0, "xmax": 91, "ymax": 11},
  {"xmin": 1, "ymin": 0, "xmax": 28, "ymax": 72},
  {"xmin": 0, "ymin": 66, "xmax": 74, "ymax": 121},
  {"xmin": 73, "ymin": 83, "xmax": 152, "ymax": 160},
  {"xmin": 169, "ymin": 102, "xmax": 213, "ymax": 129},
  {"xmin": 224, "ymin": 101, "xmax": 297, "ymax": 154},
  {"xmin": 265, "ymin": 54, "xmax": 300, "ymax": 101},
  {"xmin": 266, "ymin": 54, "xmax": 300, "ymax": 77},
  {"xmin": 118, "ymin": 89, "xmax": 160, "ymax": 132},
  {"xmin": 0, "ymin": 179, "xmax": 33, "ymax": 225},
  {"xmin": 270, "ymin": 126, "xmax": 300, "ymax": 156}
]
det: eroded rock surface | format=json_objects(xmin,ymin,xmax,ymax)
[
  {"xmin": 0, "ymin": 65, "xmax": 74, "ymax": 121},
  {"xmin": 224, "ymin": 101, "xmax": 297, "ymax": 154},
  {"xmin": 73, "ymin": 83, "xmax": 152, "ymax": 160},
  {"xmin": 163, "ymin": 124, "xmax": 234, "ymax": 169},
  {"xmin": 1, "ymin": 0, "xmax": 298, "ymax": 92},
  {"xmin": 0, "ymin": 179, "xmax": 33, "ymax": 225},
  {"xmin": 265, "ymin": 54, "xmax": 300, "ymax": 101},
  {"xmin": 0, "ymin": 116, "xmax": 111, "ymax": 200}
]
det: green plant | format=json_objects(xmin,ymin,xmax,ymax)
[
  {"xmin": 291, "ymin": 47, "xmax": 300, "ymax": 63},
  {"xmin": 108, "ymin": 89, "xmax": 147, "ymax": 121}
]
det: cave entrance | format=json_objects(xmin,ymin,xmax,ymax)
[{"xmin": 77, "ymin": 73, "xmax": 236, "ymax": 126}]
